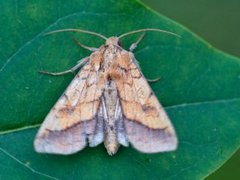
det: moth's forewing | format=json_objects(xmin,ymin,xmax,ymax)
[
  {"xmin": 114, "ymin": 51, "xmax": 177, "ymax": 153},
  {"xmin": 34, "ymin": 54, "xmax": 106, "ymax": 154}
]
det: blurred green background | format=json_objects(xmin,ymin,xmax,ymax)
[{"xmin": 141, "ymin": 0, "xmax": 240, "ymax": 179}]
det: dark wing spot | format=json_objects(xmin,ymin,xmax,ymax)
[{"xmin": 142, "ymin": 105, "xmax": 156, "ymax": 112}]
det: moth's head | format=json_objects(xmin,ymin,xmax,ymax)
[{"xmin": 105, "ymin": 37, "xmax": 121, "ymax": 47}]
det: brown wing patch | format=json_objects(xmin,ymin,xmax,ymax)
[
  {"xmin": 115, "ymin": 51, "xmax": 177, "ymax": 153},
  {"xmin": 116, "ymin": 51, "xmax": 172, "ymax": 129},
  {"xmin": 42, "ymin": 64, "xmax": 103, "ymax": 131},
  {"xmin": 35, "ymin": 53, "xmax": 105, "ymax": 154}
]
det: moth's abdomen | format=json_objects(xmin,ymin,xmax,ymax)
[
  {"xmin": 103, "ymin": 79, "xmax": 120, "ymax": 155},
  {"xmin": 104, "ymin": 130, "xmax": 119, "ymax": 155}
]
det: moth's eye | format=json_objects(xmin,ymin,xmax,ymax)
[{"xmin": 117, "ymin": 40, "xmax": 122, "ymax": 47}]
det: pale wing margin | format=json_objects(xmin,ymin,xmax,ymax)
[
  {"xmin": 116, "ymin": 51, "xmax": 178, "ymax": 153},
  {"xmin": 34, "ymin": 62, "xmax": 105, "ymax": 155}
]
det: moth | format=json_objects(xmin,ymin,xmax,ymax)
[{"xmin": 34, "ymin": 28, "xmax": 179, "ymax": 155}]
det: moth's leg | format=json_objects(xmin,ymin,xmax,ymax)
[
  {"xmin": 147, "ymin": 77, "xmax": 161, "ymax": 83},
  {"xmin": 39, "ymin": 57, "xmax": 89, "ymax": 76},
  {"xmin": 129, "ymin": 33, "xmax": 145, "ymax": 52},
  {"xmin": 73, "ymin": 38, "xmax": 98, "ymax": 52}
]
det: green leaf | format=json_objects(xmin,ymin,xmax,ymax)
[{"xmin": 0, "ymin": 0, "xmax": 239, "ymax": 179}]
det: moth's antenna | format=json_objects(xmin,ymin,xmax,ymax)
[
  {"xmin": 118, "ymin": 28, "xmax": 180, "ymax": 39},
  {"xmin": 44, "ymin": 28, "xmax": 108, "ymax": 40}
]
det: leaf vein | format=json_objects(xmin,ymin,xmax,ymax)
[
  {"xmin": 0, "ymin": 11, "xmax": 127, "ymax": 74},
  {"xmin": 165, "ymin": 97, "xmax": 240, "ymax": 110},
  {"xmin": 0, "ymin": 147, "xmax": 61, "ymax": 180},
  {"xmin": 0, "ymin": 97, "xmax": 239, "ymax": 136}
]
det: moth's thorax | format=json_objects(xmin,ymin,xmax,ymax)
[{"xmin": 99, "ymin": 39, "xmax": 123, "ymax": 74}]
